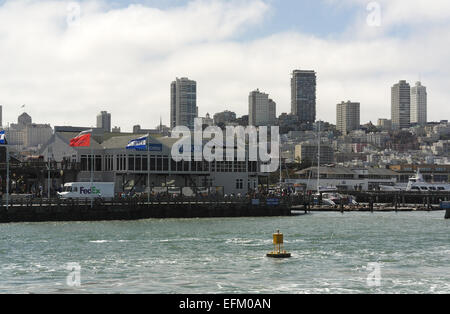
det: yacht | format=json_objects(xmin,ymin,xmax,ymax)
[
  {"xmin": 405, "ymin": 171, "xmax": 450, "ymax": 192},
  {"xmin": 381, "ymin": 171, "xmax": 450, "ymax": 192}
]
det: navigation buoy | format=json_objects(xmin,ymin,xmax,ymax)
[{"xmin": 267, "ymin": 230, "xmax": 291, "ymax": 258}]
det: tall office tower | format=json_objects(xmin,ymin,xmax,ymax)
[
  {"xmin": 410, "ymin": 81, "xmax": 427, "ymax": 126},
  {"xmin": 170, "ymin": 77, "xmax": 197, "ymax": 130},
  {"xmin": 336, "ymin": 101, "xmax": 361, "ymax": 135},
  {"xmin": 96, "ymin": 111, "xmax": 111, "ymax": 133},
  {"xmin": 0, "ymin": 105, "xmax": 2, "ymax": 127},
  {"xmin": 291, "ymin": 70, "xmax": 317, "ymax": 124},
  {"xmin": 248, "ymin": 89, "xmax": 277, "ymax": 127},
  {"xmin": 391, "ymin": 80, "xmax": 411, "ymax": 130}
]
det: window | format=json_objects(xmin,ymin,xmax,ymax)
[
  {"xmin": 236, "ymin": 179, "xmax": 244, "ymax": 190},
  {"xmin": 136, "ymin": 156, "xmax": 142, "ymax": 171},
  {"xmin": 150, "ymin": 156, "xmax": 156, "ymax": 171},
  {"xmin": 157, "ymin": 156, "xmax": 163, "ymax": 171},
  {"xmin": 128, "ymin": 155, "xmax": 135, "ymax": 171}
]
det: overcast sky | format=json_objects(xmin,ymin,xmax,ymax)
[{"xmin": 0, "ymin": 0, "xmax": 449, "ymax": 131}]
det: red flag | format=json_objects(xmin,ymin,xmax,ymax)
[{"xmin": 70, "ymin": 130, "xmax": 92, "ymax": 147}]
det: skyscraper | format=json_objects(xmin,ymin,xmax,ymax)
[
  {"xmin": 410, "ymin": 81, "xmax": 427, "ymax": 126},
  {"xmin": 96, "ymin": 111, "xmax": 111, "ymax": 133},
  {"xmin": 291, "ymin": 70, "xmax": 317, "ymax": 124},
  {"xmin": 170, "ymin": 77, "xmax": 197, "ymax": 130},
  {"xmin": 336, "ymin": 101, "xmax": 360, "ymax": 135},
  {"xmin": 248, "ymin": 89, "xmax": 277, "ymax": 127},
  {"xmin": 391, "ymin": 80, "xmax": 411, "ymax": 130}
]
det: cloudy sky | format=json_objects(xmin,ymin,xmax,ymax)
[{"xmin": 0, "ymin": 0, "xmax": 449, "ymax": 131}]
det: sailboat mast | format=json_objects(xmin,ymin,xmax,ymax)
[{"xmin": 317, "ymin": 121, "xmax": 321, "ymax": 193}]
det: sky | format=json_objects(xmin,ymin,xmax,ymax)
[{"xmin": 0, "ymin": 0, "xmax": 449, "ymax": 131}]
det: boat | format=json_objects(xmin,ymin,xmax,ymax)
[
  {"xmin": 380, "ymin": 170, "xmax": 450, "ymax": 192},
  {"xmin": 405, "ymin": 171, "xmax": 450, "ymax": 192}
]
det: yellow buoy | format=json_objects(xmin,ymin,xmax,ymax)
[{"xmin": 267, "ymin": 230, "xmax": 291, "ymax": 258}]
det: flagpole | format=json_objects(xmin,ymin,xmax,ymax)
[
  {"xmin": 91, "ymin": 144, "xmax": 94, "ymax": 209},
  {"xmin": 6, "ymin": 145, "xmax": 9, "ymax": 211},
  {"xmin": 147, "ymin": 135, "xmax": 150, "ymax": 205},
  {"xmin": 48, "ymin": 157, "xmax": 50, "ymax": 199}
]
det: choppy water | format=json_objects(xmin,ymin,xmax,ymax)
[{"xmin": 0, "ymin": 211, "xmax": 449, "ymax": 294}]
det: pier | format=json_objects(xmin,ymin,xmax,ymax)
[
  {"xmin": 1, "ymin": 190, "xmax": 449, "ymax": 223},
  {"xmin": 0, "ymin": 196, "xmax": 292, "ymax": 223}
]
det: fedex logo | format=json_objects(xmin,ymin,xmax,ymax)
[{"xmin": 80, "ymin": 186, "xmax": 101, "ymax": 195}]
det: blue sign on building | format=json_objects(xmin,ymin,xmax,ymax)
[{"xmin": 266, "ymin": 198, "xmax": 280, "ymax": 206}]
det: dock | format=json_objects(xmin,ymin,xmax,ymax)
[
  {"xmin": 0, "ymin": 196, "xmax": 292, "ymax": 223},
  {"xmin": 1, "ymin": 190, "xmax": 449, "ymax": 223}
]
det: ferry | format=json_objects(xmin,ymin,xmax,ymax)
[{"xmin": 380, "ymin": 171, "xmax": 450, "ymax": 192}]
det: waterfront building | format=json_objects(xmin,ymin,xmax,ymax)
[
  {"xmin": 171, "ymin": 77, "xmax": 197, "ymax": 130},
  {"xmin": 286, "ymin": 165, "xmax": 399, "ymax": 191},
  {"xmin": 389, "ymin": 164, "xmax": 450, "ymax": 183},
  {"xmin": 291, "ymin": 70, "xmax": 316, "ymax": 125},
  {"xmin": 41, "ymin": 132, "xmax": 267, "ymax": 195},
  {"xmin": 336, "ymin": 101, "xmax": 360, "ymax": 135},
  {"xmin": 391, "ymin": 80, "xmax": 411, "ymax": 130}
]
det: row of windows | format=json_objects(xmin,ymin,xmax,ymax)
[{"xmin": 80, "ymin": 154, "xmax": 259, "ymax": 173}]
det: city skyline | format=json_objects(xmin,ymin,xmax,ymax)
[{"xmin": 0, "ymin": 0, "xmax": 449, "ymax": 130}]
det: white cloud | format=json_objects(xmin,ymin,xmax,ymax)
[{"xmin": 0, "ymin": 0, "xmax": 448, "ymax": 131}]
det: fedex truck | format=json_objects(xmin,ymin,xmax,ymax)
[{"xmin": 57, "ymin": 182, "xmax": 115, "ymax": 199}]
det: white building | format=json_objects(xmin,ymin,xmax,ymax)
[
  {"xmin": 336, "ymin": 101, "xmax": 360, "ymax": 135},
  {"xmin": 391, "ymin": 80, "xmax": 411, "ymax": 130},
  {"xmin": 410, "ymin": 81, "xmax": 427, "ymax": 125},
  {"xmin": 249, "ymin": 89, "xmax": 276, "ymax": 127},
  {"xmin": 24, "ymin": 124, "xmax": 53, "ymax": 148}
]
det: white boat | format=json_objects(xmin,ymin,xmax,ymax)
[
  {"xmin": 381, "ymin": 171, "xmax": 450, "ymax": 192},
  {"xmin": 405, "ymin": 171, "xmax": 450, "ymax": 192}
]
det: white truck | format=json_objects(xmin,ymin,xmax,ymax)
[{"xmin": 57, "ymin": 182, "xmax": 115, "ymax": 199}]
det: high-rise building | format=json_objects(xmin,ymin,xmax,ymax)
[
  {"xmin": 291, "ymin": 70, "xmax": 317, "ymax": 124},
  {"xmin": 170, "ymin": 77, "xmax": 197, "ymax": 130},
  {"xmin": 0, "ymin": 105, "xmax": 2, "ymax": 127},
  {"xmin": 391, "ymin": 80, "xmax": 411, "ymax": 130},
  {"xmin": 336, "ymin": 101, "xmax": 360, "ymax": 135},
  {"xmin": 248, "ymin": 89, "xmax": 277, "ymax": 127},
  {"xmin": 96, "ymin": 111, "xmax": 111, "ymax": 133},
  {"xmin": 410, "ymin": 81, "xmax": 427, "ymax": 126}
]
